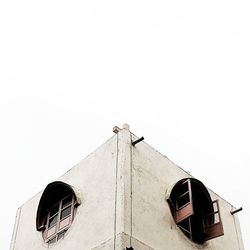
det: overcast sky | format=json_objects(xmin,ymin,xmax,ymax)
[{"xmin": 0, "ymin": 0, "xmax": 249, "ymax": 249}]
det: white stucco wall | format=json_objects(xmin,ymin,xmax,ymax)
[
  {"xmin": 130, "ymin": 132, "xmax": 244, "ymax": 250},
  {"xmin": 10, "ymin": 127, "xmax": 244, "ymax": 250},
  {"xmin": 10, "ymin": 135, "xmax": 118, "ymax": 250}
]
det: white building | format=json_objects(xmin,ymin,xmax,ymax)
[{"xmin": 10, "ymin": 124, "xmax": 244, "ymax": 250}]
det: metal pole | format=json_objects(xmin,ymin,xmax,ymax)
[
  {"xmin": 231, "ymin": 207, "xmax": 243, "ymax": 215},
  {"xmin": 132, "ymin": 136, "xmax": 144, "ymax": 146}
]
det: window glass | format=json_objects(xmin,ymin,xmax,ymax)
[
  {"xmin": 48, "ymin": 236, "xmax": 56, "ymax": 244},
  {"xmin": 177, "ymin": 193, "xmax": 190, "ymax": 208},
  {"xmin": 57, "ymin": 230, "xmax": 66, "ymax": 240},
  {"xmin": 47, "ymin": 226, "xmax": 56, "ymax": 238},
  {"xmin": 48, "ymin": 215, "xmax": 58, "ymax": 228},
  {"xmin": 50, "ymin": 204, "xmax": 59, "ymax": 217},
  {"xmin": 61, "ymin": 206, "xmax": 71, "ymax": 220},
  {"xmin": 62, "ymin": 195, "xmax": 72, "ymax": 208}
]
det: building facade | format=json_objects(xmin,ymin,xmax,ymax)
[{"xmin": 10, "ymin": 125, "xmax": 244, "ymax": 249}]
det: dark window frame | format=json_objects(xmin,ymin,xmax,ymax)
[
  {"xmin": 43, "ymin": 194, "xmax": 75, "ymax": 244},
  {"xmin": 174, "ymin": 179, "xmax": 194, "ymax": 223},
  {"xmin": 167, "ymin": 178, "xmax": 224, "ymax": 244}
]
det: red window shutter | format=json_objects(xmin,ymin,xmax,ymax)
[
  {"xmin": 175, "ymin": 179, "xmax": 194, "ymax": 224},
  {"xmin": 204, "ymin": 200, "xmax": 224, "ymax": 241}
]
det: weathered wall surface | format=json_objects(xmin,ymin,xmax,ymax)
[
  {"xmin": 130, "ymin": 133, "xmax": 244, "ymax": 250},
  {"xmin": 10, "ymin": 135, "xmax": 118, "ymax": 250}
]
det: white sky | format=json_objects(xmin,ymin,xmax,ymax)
[{"xmin": 0, "ymin": 0, "xmax": 249, "ymax": 249}]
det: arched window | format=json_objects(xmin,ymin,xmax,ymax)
[
  {"xmin": 166, "ymin": 178, "xmax": 224, "ymax": 244},
  {"xmin": 36, "ymin": 181, "xmax": 80, "ymax": 244}
]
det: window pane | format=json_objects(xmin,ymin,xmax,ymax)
[
  {"xmin": 177, "ymin": 192, "xmax": 190, "ymax": 208},
  {"xmin": 48, "ymin": 236, "xmax": 56, "ymax": 244},
  {"xmin": 62, "ymin": 195, "xmax": 72, "ymax": 208},
  {"xmin": 57, "ymin": 230, "xmax": 67, "ymax": 240},
  {"xmin": 50, "ymin": 204, "xmax": 59, "ymax": 217},
  {"xmin": 47, "ymin": 226, "xmax": 56, "ymax": 238},
  {"xmin": 59, "ymin": 217, "xmax": 70, "ymax": 229},
  {"xmin": 60, "ymin": 206, "xmax": 71, "ymax": 219},
  {"xmin": 176, "ymin": 181, "xmax": 188, "ymax": 197},
  {"xmin": 214, "ymin": 213, "xmax": 220, "ymax": 223},
  {"xmin": 49, "ymin": 215, "xmax": 58, "ymax": 228}
]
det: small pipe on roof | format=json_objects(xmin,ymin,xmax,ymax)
[
  {"xmin": 231, "ymin": 207, "xmax": 243, "ymax": 215},
  {"xmin": 132, "ymin": 136, "xmax": 144, "ymax": 146}
]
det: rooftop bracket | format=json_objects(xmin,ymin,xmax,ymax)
[
  {"xmin": 132, "ymin": 136, "xmax": 144, "ymax": 146},
  {"xmin": 231, "ymin": 207, "xmax": 243, "ymax": 215}
]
